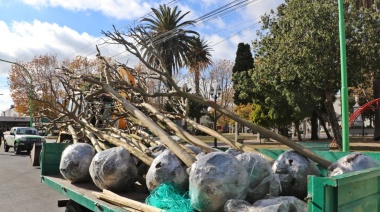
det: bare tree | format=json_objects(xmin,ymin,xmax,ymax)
[{"xmin": 98, "ymin": 25, "xmax": 332, "ymax": 168}]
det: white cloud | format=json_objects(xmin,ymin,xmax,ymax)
[
  {"xmin": 206, "ymin": 34, "xmax": 236, "ymax": 62},
  {"xmin": 0, "ymin": 20, "xmax": 136, "ymax": 70},
  {"xmin": 0, "ymin": 20, "xmax": 96, "ymax": 63},
  {"xmin": 0, "ymin": 0, "xmax": 283, "ymax": 113},
  {"xmin": 22, "ymin": 0, "xmax": 153, "ymax": 20},
  {"xmin": 241, "ymin": 0, "xmax": 283, "ymax": 21},
  {"xmin": 0, "ymin": 19, "xmax": 139, "ymax": 112},
  {"xmin": 0, "ymin": 86, "xmax": 13, "ymax": 112}
]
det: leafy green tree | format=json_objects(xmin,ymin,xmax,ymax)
[
  {"xmin": 232, "ymin": 43, "xmax": 254, "ymax": 105},
  {"xmin": 141, "ymin": 5, "xmax": 199, "ymax": 78},
  {"xmin": 251, "ymin": 0, "xmax": 380, "ymax": 147},
  {"xmin": 188, "ymin": 99, "xmax": 208, "ymax": 123},
  {"xmin": 351, "ymin": 0, "xmax": 380, "ymax": 140}
]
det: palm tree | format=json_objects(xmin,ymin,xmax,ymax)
[
  {"xmin": 141, "ymin": 5, "xmax": 199, "ymax": 78},
  {"xmin": 186, "ymin": 36, "xmax": 212, "ymax": 124},
  {"xmin": 187, "ymin": 36, "xmax": 213, "ymax": 95}
]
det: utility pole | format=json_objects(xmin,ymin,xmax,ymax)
[{"xmin": 338, "ymin": 0, "xmax": 349, "ymax": 151}]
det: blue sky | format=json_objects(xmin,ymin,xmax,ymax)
[{"xmin": 0, "ymin": 0, "xmax": 283, "ymax": 112}]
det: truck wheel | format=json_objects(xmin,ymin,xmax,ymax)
[
  {"xmin": 65, "ymin": 200, "xmax": 90, "ymax": 212},
  {"xmin": 4, "ymin": 142, "xmax": 9, "ymax": 152},
  {"xmin": 14, "ymin": 143, "xmax": 20, "ymax": 155}
]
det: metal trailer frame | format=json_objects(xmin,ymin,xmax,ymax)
[
  {"xmin": 256, "ymin": 149, "xmax": 380, "ymax": 212},
  {"xmin": 40, "ymin": 143, "xmax": 149, "ymax": 212},
  {"xmin": 41, "ymin": 143, "xmax": 380, "ymax": 212}
]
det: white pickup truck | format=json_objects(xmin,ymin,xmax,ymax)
[{"xmin": 4, "ymin": 127, "xmax": 46, "ymax": 154}]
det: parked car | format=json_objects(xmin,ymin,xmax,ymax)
[{"xmin": 4, "ymin": 127, "xmax": 46, "ymax": 154}]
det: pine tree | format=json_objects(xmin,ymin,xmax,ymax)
[{"xmin": 232, "ymin": 43, "xmax": 254, "ymax": 105}]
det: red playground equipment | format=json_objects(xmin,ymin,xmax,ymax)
[{"xmin": 330, "ymin": 98, "xmax": 380, "ymax": 147}]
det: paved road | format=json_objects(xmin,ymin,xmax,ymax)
[{"xmin": 0, "ymin": 140, "xmax": 65, "ymax": 212}]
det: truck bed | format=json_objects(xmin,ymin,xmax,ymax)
[
  {"xmin": 42, "ymin": 143, "xmax": 380, "ymax": 212},
  {"xmin": 41, "ymin": 174, "xmax": 149, "ymax": 212},
  {"xmin": 40, "ymin": 143, "xmax": 150, "ymax": 212}
]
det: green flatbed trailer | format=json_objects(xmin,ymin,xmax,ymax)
[
  {"xmin": 40, "ymin": 143, "xmax": 149, "ymax": 212},
  {"xmin": 41, "ymin": 143, "xmax": 380, "ymax": 212},
  {"xmin": 256, "ymin": 149, "xmax": 380, "ymax": 212}
]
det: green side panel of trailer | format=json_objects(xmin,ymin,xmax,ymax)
[
  {"xmin": 41, "ymin": 143, "xmax": 380, "ymax": 212},
  {"xmin": 40, "ymin": 143, "xmax": 148, "ymax": 212},
  {"xmin": 40, "ymin": 142, "xmax": 70, "ymax": 176}
]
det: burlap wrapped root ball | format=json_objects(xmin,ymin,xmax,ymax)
[
  {"xmin": 272, "ymin": 150, "xmax": 320, "ymax": 199},
  {"xmin": 189, "ymin": 152, "xmax": 249, "ymax": 212},
  {"xmin": 236, "ymin": 152, "xmax": 273, "ymax": 203},
  {"xmin": 224, "ymin": 196, "xmax": 307, "ymax": 212},
  {"xmin": 329, "ymin": 152, "xmax": 380, "ymax": 176},
  {"xmin": 251, "ymin": 196, "xmax": 307, "ymax": 212},
  {"xmin": 224, "ymin": 199, "xmax": 251, "ymax": 212},
  {"xmin": 146, "ymin": 149, "xmax": 188, "ymax": 191},
  {"xmin": 59, "ymin": 143, "xmax": 96, "ymax": 183},
  {"xmin": 89, "ymin": 147, "xmax": 137, "ymax": 192}
]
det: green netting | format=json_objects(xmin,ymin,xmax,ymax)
[{"xmin": 145, "ymin": 183, "xmax": 194, "ymax": 212}]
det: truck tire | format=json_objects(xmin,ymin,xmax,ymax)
[
  {"xmin": 14, "ymin": 143, "xmax": 20, "ymax": 155},
  {"xmin": 4, "ymin": 142, "xmax": 9, "ymax": 152},
  {"xmin": 65, "ymin": 200, "xmax": 90, "ymax": 212}
]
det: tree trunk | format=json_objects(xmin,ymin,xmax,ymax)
[
  {"xmin": 310, "ymin": 111, "xmax": 319, "ymax": 140},
  {"xmin": 325, "ymin": 91, "xmax": 342, "ymax": 148},
  {"xmin": 84, "ymin": 130, "xmax": 104, "ymax": 153},
  {"xmin": 277, "ymin": 125, "xmax": 288, "ymax": 137},
  {"xmin": 373, "ymin": 79, "xmax": 380, "ymax": 140},
  {"xmin": 196, "ymin": 117, "xmax": 201, "ymax": 124},
  {"xmin": 80, "ymin": 119, "xmax": 154, "ymax": 166},
  {"xmin": 180, "ymin": 115, "xmax": 275, "ymax": 164},
  {"xmin": 178, "ymin": 91, "xmax": 333, "ymax": 168},
  {"xmin": 315, "ymin": 110, "xmax": 333, "ymax": 139},
  {"xmin": 81, "ymin": 75, "xmax": 332, "ymax": 168},
  {"xmin": 295, "ymin": 120, "xmax": 303, "ymax": 141},
  {"xmin": 195, "ymin": 69, "xmax": 200, "ymax": 95},
  {"xmin": 319, "ymin": 117, "xmax": 333, "ymax": 139},
  {"xmin": 109, "ymin": 128, "xmax": 149, "ymax": 152},
  {"xmin": 68, "ymin": 125, "xmax": 79, "ymax": 143},
  {"xmin": 85, "ymin": 79, "xmax": 196, "ymax": 167},
  {"xmin": 141, "ymin": 103, "xmax": 217, "ymax": 153}
]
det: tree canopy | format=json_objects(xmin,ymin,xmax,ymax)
[
  {"xmin": 232, "ymin": 43, "xmax": 254, "ymax": 105},
  {"xmin": 251, "ymin": 0, "xmax": 380, "ymax": 146},
  {"xmin": 141, "ymin": 4, "xmax": 199, "ymax": 78},
  {"xmin": 8, "ymin": 54, "xmax": 102, "ymax": 118}
]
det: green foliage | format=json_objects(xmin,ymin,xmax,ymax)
[
  {"xmin": 250, "ymin": 0, "xmax": 380, "ymax": 131},
  {"xmin": 232, "ymin": 43, "xmax": 255, "ymax": 105},
  {"xmin": 250, "ymin": 104, "xmax": 273, "ymax": 128},
  {"xmin": 141, "ymin": 5, "xmax": 199, "ymax": 76},
  {"xmin": 188, "ymin": 99, "xmax": 208, "ymax": 120}
]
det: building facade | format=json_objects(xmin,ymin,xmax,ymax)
[{"xmin": 0, "ymin": 105, "xmax": 29, "ymax": 131}]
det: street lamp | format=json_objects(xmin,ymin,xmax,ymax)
[
  {"xmin": 0, "ymin": 59, "xmax": 33, "ymax": 127},
  {"xmin": 210, "ymin": 84, "xmax": 222, "ymax": 148}
]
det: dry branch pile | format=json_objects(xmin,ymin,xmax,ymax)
[{"xmin": 33, "ymin": 28, "xmax": 336, "ymax": 212}]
